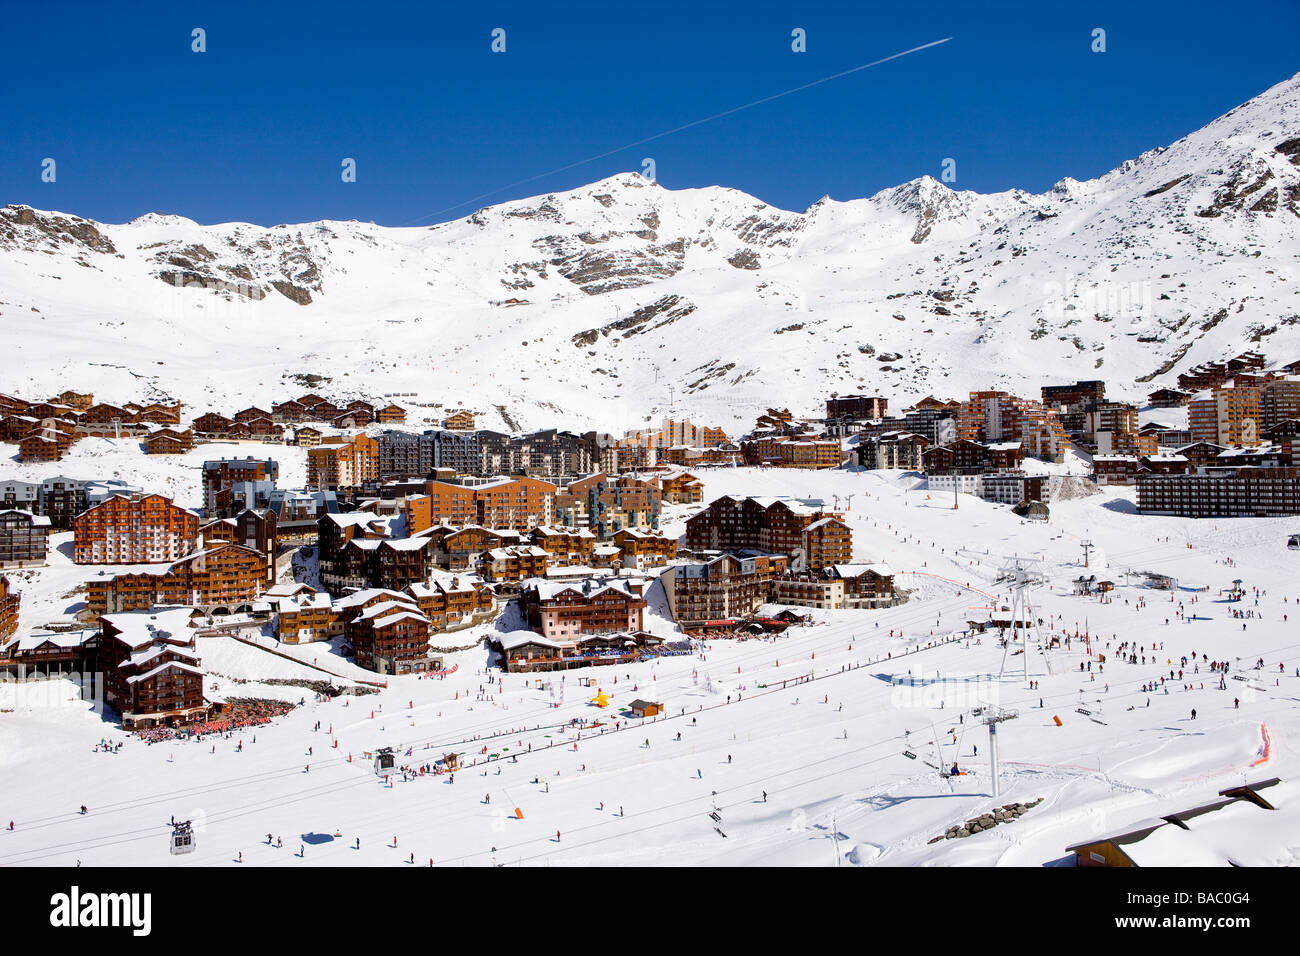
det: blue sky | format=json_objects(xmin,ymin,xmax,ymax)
[{"xmin": 2, "ymin": 1, "xmax": 1296, "ymax": 226}]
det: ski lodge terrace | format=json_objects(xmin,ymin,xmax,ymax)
[{"xmin": 490, "ymin": 630, "xmax": 668, "ymax": 673}]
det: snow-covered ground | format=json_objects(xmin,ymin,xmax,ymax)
[{"xmin": 2, "ymin": 465, "xmax": 1298, "ymax": 867}]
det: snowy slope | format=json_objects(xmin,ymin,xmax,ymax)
[{"xmin": 1, "ymin": 74, "xmax": 1299, "ymax": 435}]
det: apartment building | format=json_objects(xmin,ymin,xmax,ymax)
[
  {"xmin": 1188, "ymin": 386, "xmax": 1262, "ymax": 447},
  {"xmin": 85, "ymin": 542, "xmax": 268, "ymax": 616},
  {"xmin": 0, "ymin": 509, "xmax": 51, "ymax": 567},
  {"xmin": 1137, "ymin": 468, "xmax": 1300, "ymax": 517},
  {"xmin": 306, "ymin": 434, "xmax": 378, "ymax": 490},
  {"xmin": 202, "ymin": 458, "xmax": 279, "ymax": 513},
  {"xmin": 73, "ymin": 493, "xmax": 200, "ymax": 564},
  {"xmin": 554, "ymin": 473, "xmax": 660, "ymax": 538},
  {"xmin": 98, "ymin": 609, "xmax": 208, "ymax": 730},
  {"xmin": 404, "ymin": 476, "xmax": 557, "ymax": 533},
  {"xmin": 684, "ymin": 495, "xmax": 851, "ymax": 571},
  {"xmin": 662, "ymin": 554, "xmax": 788, "ymax": 631},
  {"xmin": 0, "ymin": 575, "xmax": 19, "ymax": 641},
  {"xmin": 521, "ymin": 578, "xmax": 648, "ymax": 641}
]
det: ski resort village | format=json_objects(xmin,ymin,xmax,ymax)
[
  {"xmin": 2, "ymin": 359, "xmax": 1300, "ymax": 868},
  {"xmin": 1, "ymin": 70, "xmax": 1300, "ymax": 870}
]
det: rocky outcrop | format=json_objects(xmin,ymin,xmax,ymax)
[{"xmin": 936, "ymin": 797, "xmax": 1044, "ymax": 841}]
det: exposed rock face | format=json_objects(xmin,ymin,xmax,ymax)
[
  {"xmin": 572, "ymin": 293, "xmax": 697, "ymax": 346},
  {"xmin": 156, "ymin": 270, "xmax": 268, "ymax": 300},
  {"xmin": 0, "ymin": 205, "xmax": 118, "ymax": 255},
  {"xmin": 271, "ymin": 280, "xmax": 312, "ymax": 305}
]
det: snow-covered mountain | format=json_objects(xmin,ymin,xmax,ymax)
[{"xmin": 2, "ymin": 72, "xmax": 1299, "ymax": 435}]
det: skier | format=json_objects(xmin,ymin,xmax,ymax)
[
  {"xmin": 485, "ymin": 793, "xmax": 491, "ymax": 805},
  {"xmin": 727, "ymin": 754, "xmax": 732, "ymax": 764},
  {"xmin": 79, "ymin": 805, "xmax": 87, "ymax": 815},
  {"xmin": 556, "ymin": 830, "xmax": 561, "ymax": 842},
  {"xmin": 1191, "ymin": 708, "xmax": 1197, "ymax": 720},
  {"xmin": 762, "ymin": 791, "xmax": 767, "ymax": 803},
  {"xmin": 1234, "ymin": 698, "xmax": 1239, "ymax": 709}
]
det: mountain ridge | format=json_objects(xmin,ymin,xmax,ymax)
[{"xmin": 1, "ymin": 71, "xmax": 1298, "ymax": 435}]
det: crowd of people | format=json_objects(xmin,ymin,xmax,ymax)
[{"xmin": 135, "ymin": 699, "xmax": 296, "ymax": 743}]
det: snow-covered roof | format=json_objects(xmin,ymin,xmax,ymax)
[
  {"xmin": 2, "ymin": 630, "xmax": 96, "ymax": 654},
  {"xmin": 357, "ymin": 599, "xmax": 421, "ymax": 621},
  {"xmin": 127, "ymin": 660, "xmax": 205, "ymax": 684},
  {"xmin": 124, "ymin": 643, "xmax": 199, "ymax": 669},
  {"xmin": 370, "ymin": 610, "xmax": 430, "ymax": 630},
  {"xmin": 0, "ymin": 509, "xmax": 50, "ymax": 525},
  {"xmin": 265, "ymin": 583, "xmax": 316, "ymax": 598},
  {"xmin": 832, "ymin": 563, "xmax": 893, "ymax": 578},
  {"xmin": 805, "ymin": 516, "xmax": 845, "ymax": 531},
  {"xmin": 497, "ymin": 631, "xmax": 564, "ymax": 651},
  {"xmin": 101, "ymin": 608, "xmax": 197, "ymax": 649},
  {"xmin": 323, "ymin": 511, "xmax": 385, "ymax": 529},
  {"xmin": 529, "ymin": 577, "xmax": 642, "ymax": 601},
  {"xmin": 334, "ymin": 588, "xmax": 408, "ymax": 609}
]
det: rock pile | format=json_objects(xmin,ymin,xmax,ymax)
[{"xmin": 928, "ymin": 797, "xmax": 1044, "ymax": 843}]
